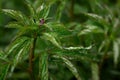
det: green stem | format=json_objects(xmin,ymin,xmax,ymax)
[
  {"xmin": 70, "ymin": 0, "xmax": 74, "ymax": 21},
  {"xmin": 29, "ymin": 37, "xmax": 37, "ymax": 80}
]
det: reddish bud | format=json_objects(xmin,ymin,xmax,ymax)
[{"xmin": 40, "ymin": 18, "xmax": 45, "ymax": 25}]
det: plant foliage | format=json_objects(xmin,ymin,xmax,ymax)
[{"xmin": 0, "ymin": 0, "xmax": 120, "ymax": 80}]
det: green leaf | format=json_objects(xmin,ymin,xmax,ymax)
[
  {"xmin": 10, "ymin": 38, "xmax": 31, "ymax": 75},
  {"xmin": 84, "ymin": 13, "xmax": 103, "ymax": 20},
  {"xmin": 2, "ymin": 9, "xmax": 27, "ymax": 23},
  {"xmin": 91, "ymin": 62, "xmax": 99, "ymax": 80},
  {"xmin": 5, "ymin": 22, "xmax": 23, "ymax": 29},
  {"xmin": 53, "ymin": 49, "xmax": 99, "ymax": 62},
  {"xmin": 43, "ymin": 6, "xmax": 51, "ymax": 18},
  {"xmin": 0, "ymin": 50, "xmax": 10, "ymax": 79},
  {"xmin": 82, "ymin": 12, "xmax": 108, "ymax": 26},
  {"xmin": 10, "ymin": 48, "xmax": 24, "ymax": 73},
  {"xmin": 34, "ymin": 0, "xmax": 44, "ymax": 9},
  {"xmin": 55, "ymin": 0, "xmax": 66, "ymax": 22},
  {"xmin": 63, "ymin": 45, "xmax": 92, "ymax": 50},
  {"xmin": 98, "ymin": 39, "xmax": 109, "ymax": 52},
  {"xmin": 78, "ymin": 25, "xmax": 104, "ymax": 36},
  {"xmin": 42, "ymin": 33, "xmax": 62, "ymax": 49},
  {"xmin": 44, "ymin": 22, "xmax": 71, "ymax": 36},
  {"xmin": 13, "ymin": 24, "xmax": 38, "ymax": 38},
  {"xmin": 113, "ymin": 40, "xmax": 119, "ymax": 66},
  {"xmin": 0, "ymin": 64, "xmax": 10, "ymax": 80},
  {"xmin": 36, "ymin": 5, "xmax": 51, "ymax": 19},
  {"xmin": 0, "ymin": 49, "xmax": 9, "ymax": 63},
  {"xmin": 25, "ymin": 0, "xmax": 36, "ymax": 17},
  {"xmin": 39, "ymin": 52, "xmax": 48, "ymax": 80},
  {"xmin": 5, "ymin": 37, "xmax": 29, "ymax": 58},
  {"xmin": 53, "ymin": 55, "xmax": 81, "ymax": 80},
  {"xmin": 0, "ymin": 49, "xmax": 4, "ymax": 57}
]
